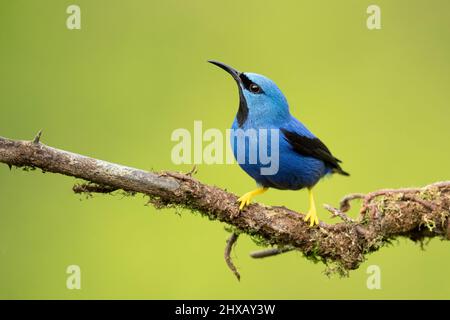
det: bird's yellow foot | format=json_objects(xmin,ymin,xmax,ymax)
[
  {"xmin": 237, "ymin": 193, "xmax": 252, "ymax": 210},
  {"xmin": 304, "ymin": 207, "xmax": 319, "ymax": 227},
  {"xmin": 237, "ymin": 187, "xmax": 268, "ymax": 211},
  {"xmin": 304, "ymin": 188, "xmax": 319, "ymax": 227}
]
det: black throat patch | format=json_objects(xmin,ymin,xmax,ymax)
[
  {"xmin": 236, "ymin": 73, "xmax": 253, "ymax": 127},
  {"xmin": 237, "ymin": 85, "xmax": 249, "ymax": 127}
]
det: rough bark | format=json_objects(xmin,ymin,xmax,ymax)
[{"xmin": 1, "ymin": 134, "xmax": 449, "ymax": 276}]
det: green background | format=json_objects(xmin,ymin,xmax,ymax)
[{"xmin": 1, "ymin": 0, "xmax": 449, "ymax": 299}]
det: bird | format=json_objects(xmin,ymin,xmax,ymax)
[{"xmin": 208, "ymin": 60, "xmax": 349, "ymax": 227}]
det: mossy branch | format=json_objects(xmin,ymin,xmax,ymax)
[{"xmin": 1, "ymin": 134, "xmax": 449, "ymax": 277}]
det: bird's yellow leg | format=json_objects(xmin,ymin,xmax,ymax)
[
  {"xmin": 304, "ymin": 188, "xmax": 319, "ymax": 227},
  {"xmin": 237, "ymin": 187, "xmax": 268, "ymax": 211}
]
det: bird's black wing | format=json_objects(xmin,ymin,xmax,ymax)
[{"xmin": 280, "ymin": 128, "xmax": 349, "ymax": 176}]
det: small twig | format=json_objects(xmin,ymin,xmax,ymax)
[
  {"xmin": 339, "ymin": 182, "xmax": 449, "ymax": 214},
  {"xmin": 339, "ymin": 193, "xmax": 365, "ymax": 212},
  {"xmin": 224, "ymin": 233, "xmax": 240, "ymax": 281},
  {"xmin": 360, "ymin": 188, "xmax": 421, "ymax": 214},
  {"xmin": 187, "ymin": 165, "xmax": 198, "ymax": 176},
  {"xmin": 401, "ymin": 194, "xmax": 437, "ymax": 211},
  {"xmin": 162, "ymin": 166, "xmax": 198, "ymax": 181},
  {"xmin": 33, "ymin": 129, "xmax": 43, "ymax": 144},
  {"xmin": 250, "ymin": 247, "xmax": 293, "ymax": 259},
  {"xmin": 324, "ymin": 204, "xmax": 355, "ymax": 223},
  {"xmin": 161, "ymin": 171, "xmax": 193, "ymax": 181},
  {"xmin": 359, "ymin": 182, "xmax": 450, "ymax": 214}
]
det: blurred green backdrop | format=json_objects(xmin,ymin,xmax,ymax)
[{"xmin": 1, "ymin": 0, "xmax": 449, "ymax": 299}]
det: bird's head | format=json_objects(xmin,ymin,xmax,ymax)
[{"xmin": 208, "ymin": 60, "xmax": 290, "ymax": 127}]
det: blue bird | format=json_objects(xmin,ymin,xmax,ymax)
[{"xmin": 208, "ymin": 60, "xmax": 349, "ymax": 226}]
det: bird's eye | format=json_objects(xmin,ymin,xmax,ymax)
[{"xmin": 249, "ymin": 83, "xmax": 261, "ymax": 93}]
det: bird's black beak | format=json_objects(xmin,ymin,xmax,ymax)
[
  {"xmin": 208, "ymin": 60, "xmax": 242, "ymax": 83},
  {"xmin": 208, "ymin": 60, "xmax": 249, "ymax": 127}
]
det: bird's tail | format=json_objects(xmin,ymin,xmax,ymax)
[{"xmin": 333, "ymin": 166, "xmax": 350, "ymax": 176}]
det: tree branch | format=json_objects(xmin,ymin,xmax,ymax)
[{"xmin": 1, "ymin": 134, "xmax": 449, "ymax": 276}]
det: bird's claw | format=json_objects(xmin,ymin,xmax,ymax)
[
  {"xmin": 237, "ymin": 193, "xmax": 252, "ymax": 211},
  {"xmin": 237, "ymin": 187, "xmax": 268, "ymax": 211},
  {"xmin": 304, "ymin": 209, "xmax": 319, "ymax": 227}
]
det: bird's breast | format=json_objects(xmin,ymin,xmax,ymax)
[{"xmin": 229, "ymin": 125, "xmax": 327, "ymax": 190}]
